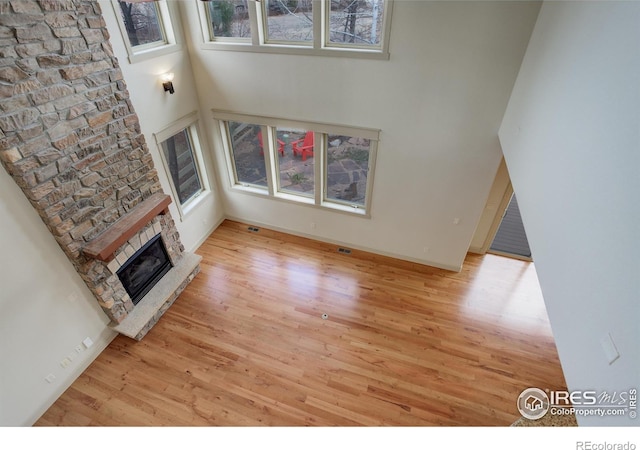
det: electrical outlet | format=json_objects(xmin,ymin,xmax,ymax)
[
  {"xmin": 45, "ymin": 373, "xmax": 56, "ymax": 384},
  {"xmin": 423, "ymin": 246, "xmax": 430, "ymax": 253},
  {"xmin": 60, "ymin": 357, "xmax": 71, "ymax": 368},
  {"xmin": 82, "ymin": 337, "xmax": 94, "ymax": 349},
  {"xmin": 310, "ymin": 222, "xmax": 316, "ymax": 230}
]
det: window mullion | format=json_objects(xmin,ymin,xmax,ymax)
[
  {"xmin": 220, "ymin": 122, "xmax": 240, "ymax": 187},
  {"xmin": 315, "ymin": 132, "xmax": 323, "ymax": 206},
  {"xmin": 380, "ymin": 0, "xmax": 394, "ymax": 55},
  {"xmin": 363, "ymin": 139, "xmax": 378, "ymax": 214},
  {"xmin": 264, "ymin": 126, "xmax": 278, "ymax": 196},
  {"xmin": 155, "ymin": 1, "xmax": 170, "ymax": 45},
  {"xmin": 251, "ymin": 0, "xmax": 265, "ymax": 46},
  {"xmin": 313, "ymin": 0, "xmax": 322, "ymax": 49}
]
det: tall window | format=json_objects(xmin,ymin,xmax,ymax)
[
  {"xmin": 160, "ymin": 129, "xmax": 202, "ymax": 205},
  {"xmin": 226, "ymin": 121, "xmax": 267, "ymax": 187},
  {"xmin": 216, "ymin": 111, "xmax": 379, "ymax": 216},
  {"xmin": 112, "ymin": 0, "xmax": 181, "ymax": 63},
  {"xmin": 275, "ymin": 127, "xmax": 315, "ymax": 196},
  {"xmin": 198, "ymin": 0, "xmax": 393, "ymax": 59},
  {"xmin": 154, "ymin": 113, "xmax": 210, "ymax": 218},
  {"xmin": 325, "ymin": 134, "xmax": 371, "ymax": 206}
]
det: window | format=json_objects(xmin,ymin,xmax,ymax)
[
  {"xmin": 327, "ymin": 0, "xmax": 385, "ymax": 47},
  {"xmin": 160, "ymin": 129, "xmax": 202, "ymax": 205},
  {"xmin": 263, "ymin": 0, "xmax": 313, "ymax": 44},
  {"xmin": 117, "ymin": 0, "xmax": 165, "ymax": 48},
  {"xmin": 275, "ymin": 127, "xmax": 316, "ymax": 196},
  {"xmin": 205, "ymin": 0, "xmax": 252, "ymax": 40},
  {"xmin": 215, "ymin": 111, "xmax": 379, "ymax": 216},
  {"xmin": 197, "ymin": 0, "xmax": 393, "ymax": 59},
  {"xmin": 112, "ymin": 0, "xmax": 182, "ymax": 63},
  {"xmin": 326, "ymin": 133, "xmax": 371, "ymax": 207},
  {"xmin": 154, "ymin": 112, "xmax": 210, "ymax": 218},
  {"xmin": 226, "ymin": 121, "xmax": 267, "ymax": 187}
]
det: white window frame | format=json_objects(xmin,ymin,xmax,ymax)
[
  {"xmin": 223, "ymin": 122, "xmax": 272, "ymax": 192},
  {"xmin": 213, "ymin": 110, "xmax": 379, "ymax": 217},
  {"xmin": 153, "ymin": 112, "xmax": 211, "ymax": 220},
  {"xmin": 197, "ymin": 0, "xmax": 393, "ymax": 60},
  {"xmin": 111, "ymin": 0, "xmax": 183, "ymax": 64},
  {"xmin": 198, "ymin": 0, "xmax": 255, "ymax": 45}
]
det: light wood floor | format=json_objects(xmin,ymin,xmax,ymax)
[{"xmin": 36, "ymin": 220, "xmax": 567, "ymax": 426}]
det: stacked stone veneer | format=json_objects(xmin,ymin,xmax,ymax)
[{"xmin": 0, "ymin": 0, "xmax": 189, "ymax": 327}]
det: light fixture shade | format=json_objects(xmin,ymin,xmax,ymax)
[{"xmin": 161, "ymin": 73, "xmax": 175, "ymax": 94}]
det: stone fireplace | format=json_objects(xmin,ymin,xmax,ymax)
[{"xmin": 0, "ymin": 0, "xmax": 200, "ymax": 340}]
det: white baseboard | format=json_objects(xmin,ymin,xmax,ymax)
[
  {"xmin": 223, "ymin": 214, "xmax": 461, "ymax": 273},
  {"xmin": 467, "ymin": 246, "xmax": 485, "ymax": 255}
]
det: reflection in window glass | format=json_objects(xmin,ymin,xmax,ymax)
[
  {"xmin": 160, "ymin": 129, "xmax": 203, "ymax": 205},
  {"xmin": 276, "ymin": 128, "xmax": 314, "ymax": 197},
  {"xmin": 118, "ymin": 0, "xmax": 165, "ymax": 47},
  {"xmin": 207, "ymin": 0, "xmax": 252, "ymax": 39},
  {"xmin": 263, "ymin": 0, "xmax": 313, "ymax": 43},
  {"xmin": 326, "ymin": 135, "xmax": 370, "ymax": 206},
  {"xmin": 328, "ymin": 0, "xmax": 384, "ymax": 47},
  {"xmin": 228, "ymin": 121, "xmax": 268, "ymax": 187}
]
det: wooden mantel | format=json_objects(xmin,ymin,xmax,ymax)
[{"xmin": 83, "ymin": 193, "xmax": 172, "ymax": 261}]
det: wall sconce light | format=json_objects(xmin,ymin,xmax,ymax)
[{"xmin": 161, "ymin": 73, "xmax": 175, "ymax": 95}]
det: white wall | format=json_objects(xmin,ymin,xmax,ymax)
[
  {"xmin": 98, "ymin": 0, "xmax": 225, "ymax": 252},
  {"xmin": 0, "ymin": 168, "xmax": 116, "ymax": 426},
  {"xmin": 181, "ymin": 0, "xmax": 541, "ymax": 271},
  {"xmin": 499, "ymin": 1, "xmax": 640, "ymax": 426}
]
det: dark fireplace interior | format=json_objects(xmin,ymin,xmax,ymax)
[{"xmin": 117, "ymin": 234, "xmax": 173, "ymax": 305}]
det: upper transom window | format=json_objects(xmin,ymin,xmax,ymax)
[{"xmin": 197, "ymin": 0, "xmax": 393, "ymax": 59}]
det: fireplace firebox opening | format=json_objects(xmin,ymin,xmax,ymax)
[{"xmin": 117, "ymin": 234, "xmax": 173, "ymax": 305}]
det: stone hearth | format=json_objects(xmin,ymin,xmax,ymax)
[{"xmin": 0, "ymin": 0, "xmax": 199, "ymax": 339}]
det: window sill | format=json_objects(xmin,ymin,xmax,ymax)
[
  {"xmin": 274, "ymin": 191, "xmax": 315, "ymax": 205},
  {"xmin": 321, "ymin": 201, "xmax": 369, "ymax": 218},
  {"xmin": 229, "ymin": 185, "xmax": 370, "ymax": 218},
  {"xmin": 199, "ymin": 41, "xmax": 389, "ymax": 61},
  {"xmin": 232, "ymin": 184, "xmax": 270, "ymax": 197},
  {"xmin": 177, "ymin": 189, "xmax": 211, "ymax": 222},
  {"xmin": 128, "ymin": 43, "xmax": 183, "ymax": 64}
]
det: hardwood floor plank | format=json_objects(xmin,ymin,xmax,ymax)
[{"xmin": 35, "ymin": 220, "xmax": 567, "ymax": 426}]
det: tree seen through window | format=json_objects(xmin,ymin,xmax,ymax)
[
  {"xmin": 207, "ymin": 0, "xmax": 251, "ymax": 39},
  {"xmin": 328, "ymin": 0, "xmax": 384, "ymax": 46},
  {"xmin": 118, "ymin": 0, "xmax": 165, "ymax": 47}
]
